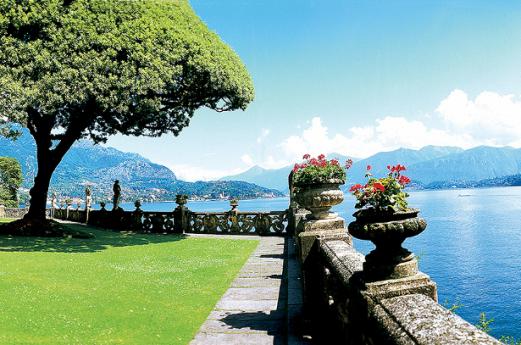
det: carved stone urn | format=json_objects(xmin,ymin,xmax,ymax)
[
  {"xmin": 348, "ymin": 208, "xmax": 426, "ymax": 281},
  {"xmin": 175, "ymin": 194, "xmax": 188, "ymax": 207},
  {"xmin": 229, "ymin": 199, "xmax": 239, "ymax": 211},
  {"xmin": 294, "ymin": 178, "xmax": 345, "ymax": 220}
]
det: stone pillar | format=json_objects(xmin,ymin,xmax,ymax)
[
  {"xmin": 297, "ymin": 213, "xmax": 351, "ymax": 336},
  {"xmin": 296, "ymin": 215, "xmax": 351, "ymax": 263},
  {"xmin": 50, "ymin": 192, "xmax": 57, "ymax": 219},
  {"xmin": 0, "ymin": 204, "xmax": 5, "ymax": 218},
  {"xmin": 228, "ymin": 199, "xmax": 239, "ymax": 232},
  {"xmin": 173, "ymin": 194, "xmax": 189, "ymax": 234},
  {"xmin": 132, "ymin": 200, "xmax": 143, "ymax": 231},
  {"xmin": 65, "ymin": 199, "xmax": 72, "ymax": 219}
]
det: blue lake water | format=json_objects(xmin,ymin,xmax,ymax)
[{"xmin": 108, "ymin": 187, "xmax": 521, "ymax": 339}]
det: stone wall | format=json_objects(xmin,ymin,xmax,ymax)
[
  {"xmin": 295, "ymin": 215, "xmax": 501, "ymax": 344},
  {"xmin": 2, "ymin": 207, "xmax": 28, "ymax": 219}
]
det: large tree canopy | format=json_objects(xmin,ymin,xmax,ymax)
[
  {"xmin": 0, "ymin": 157, "xmax": 23, "ymax": 208},
  {"xmin": 0, "ymin": 0, "xmax": 254, "ymax": 234},
  {"xmin": 0, "ymin": 0, "xmax": 254, "ymax": 141}
]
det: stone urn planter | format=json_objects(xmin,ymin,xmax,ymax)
[
  {"xmin": 294, "ymin": 178, "xmax": 345, "ymax": 220},
  {"xmin": 348, "ymin": 208, "xmax": 426, "ymax": 281},
  {"xmin": 229, "ymin": 199, "xmax": 239, "ymax": 211}
]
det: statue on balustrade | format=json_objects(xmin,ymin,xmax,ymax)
[
  {"xmin": 85, "ymin": 187, "xmax": 92, "ymax": 211},
  {"xmin": 112, "ymin": 180, "xmax": 122, "ymax": 211}
]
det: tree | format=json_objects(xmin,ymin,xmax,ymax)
[
  {"xmin": 0, "ymin": 157, "xmax": 23, "ymax": 207},
  {"xmin": 0, "ymin": 0, "xmax": 254, "ymax": 235}
]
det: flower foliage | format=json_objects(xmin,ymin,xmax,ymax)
[
  {"xmin": 292, "ymin": 154, "xmax": 352, "ymax": 185},
  {"xmin": 350, "ymin": 164, "xmax": 411, "ymax": 211}
]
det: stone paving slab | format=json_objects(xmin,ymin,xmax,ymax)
[
  {"xmin": 190, "ymin": 236, "xmax": 309, "ymax": 345},
  {"xmin": 190, "ymin": 332, "xmax": 284, "ymax": 345},
  {"xmin": 190, "ymin": 237, "xmax": 288, "ymax": 344},
  {"xmin": 231, "ymin": 278, "xmax": 283, "ymax": 289}
]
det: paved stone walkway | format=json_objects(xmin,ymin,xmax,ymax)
[{"xmin": 190, "ymin": 236, "xmax": 308, "ymax": 345}]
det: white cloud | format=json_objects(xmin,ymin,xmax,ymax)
[
  {"xmin": 240, "ymin": 154, "xmax": 254, "ymax": 166},
  {"xmin": 436, "ymin": 89, "xmax": 521, "ymax": 146},
  {"xmin": 173, "ymin": 89, "xmax": 521, "ymax": 180},
  {"xmin": 262, "ymin": 155, "xmax": 289, "ymax": 169},
  {"xmin": 281, "ymin": 117, "xmax": 352, "ymax": 158},
  {"xmin": 278, "ymin": 90, "xmax": 521, "ymax": 160}
]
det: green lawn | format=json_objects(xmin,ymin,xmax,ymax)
[{"xmin": 0, "ymin": 221, "xmax": 258, "ymax": 345}]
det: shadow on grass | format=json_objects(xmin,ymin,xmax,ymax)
[{"xmin": 0, "ymin": 223, "xmax": 185, "ymax": 253}]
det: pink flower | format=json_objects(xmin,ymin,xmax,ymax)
[
  {"xmin": 331, "ymin": 159, "xmax": 339, "ymax": 166},
  {"xmin": 345, "ymin": 159, "xmax": 353, "ymax": 169},
  {"xmin": 303, "ymin": 153, "xmax": 311, "ymax": 160},
  {"xmin": 318, "ymin": 154, "xmax": 326, "ymax": 161},
  {"xmin": 367, "ymin": 165, "xmax": 372, "ymax": 171}
]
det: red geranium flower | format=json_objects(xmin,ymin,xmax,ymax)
[
  {"xmin": 349, "ymin": 184, "xmax": 363, "ymax": 192},
  {"xmin": 318, "ymin": 154, "xmax": 326, "ymax": 161},
  {"xmin": 303, "ymin": 153, "xmax": 311, "ymax": 160},
  {"xmin": 399, "ymin": 175, "xmax": 411, "ymax": 185},
  {"xmin": 373, "ymin": 182, "xmax": 385, "ymax": 192}
]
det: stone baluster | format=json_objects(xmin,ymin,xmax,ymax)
[
  {"xmin": 173, "ymin": 194, "xmax": 189, "ymax": 234},
  {"xmin": 0, "ymin": 204, "xmax": 5, "ymax": 219}
]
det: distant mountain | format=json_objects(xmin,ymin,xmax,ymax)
[
  {"xmin": 220, "ymin": 153, "xmax": 352, "ymax": 192},
  {"xmin": 348, "ymin": 146, "xmax": 464, "ymax": 184},
  {"xmin": 0, "ymin": 130, "xmax": 283, "ymax": 202},
  {"xmin": 220, "ymin": 147, "xmax": 464, "ymax": 191},
  {"xmin": 221, "ymin": 165, "xmax": 291, "ymax": 192},
  {"xmin": 218, "ymin": 145, "xmax": 521, "ymax": 192},
  {"xmin": 408, "ymin": 146, "xmax": 521, "ymax": 184}
]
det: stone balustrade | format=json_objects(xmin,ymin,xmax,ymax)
[
  {"xmin": 294, "ymin": 202, "xmax": 502, "ymax": 344},
  {"xmin": 50, "ymin": 197, "xmax": 291, "ymax": 236},
  {"xmin": 0, "ymin": 205, "xmax": 29, "ymax": 219}
]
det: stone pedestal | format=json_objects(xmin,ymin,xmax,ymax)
[
  {"xmin": 0, "ymin": 204, "xmax": 5, "ymax": 218},
  {"xmin": 296, "ymin": 216, "xmax": 351, "ymax": 263},
  {"xmin": 363, "ymin": 251, "xmax": 418, "ymax": 282},
  {"xmin": 362, "ymin": 272, "xmax": 438, "ymax": 302}
]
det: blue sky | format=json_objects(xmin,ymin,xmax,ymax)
[{"xmin": 106, "ymin": 0, "xmax": 521, "ymax": 181}]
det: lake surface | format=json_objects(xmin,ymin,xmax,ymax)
[{"xmin": 110, "ymin": 187, "xmax": 521, "ymax": 339}]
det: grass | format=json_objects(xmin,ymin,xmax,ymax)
[{"xmin": 0, "ymin": 221, "xmax": 259, "ymax": 345}]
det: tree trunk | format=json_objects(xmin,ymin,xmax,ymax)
[
  {"xmin": 0, "ymin": 107, "xmax": 94, "ymax": 237},
  {"xmin": 24, "ymin": 157, "xmax": 56, "ymax": 221}
]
